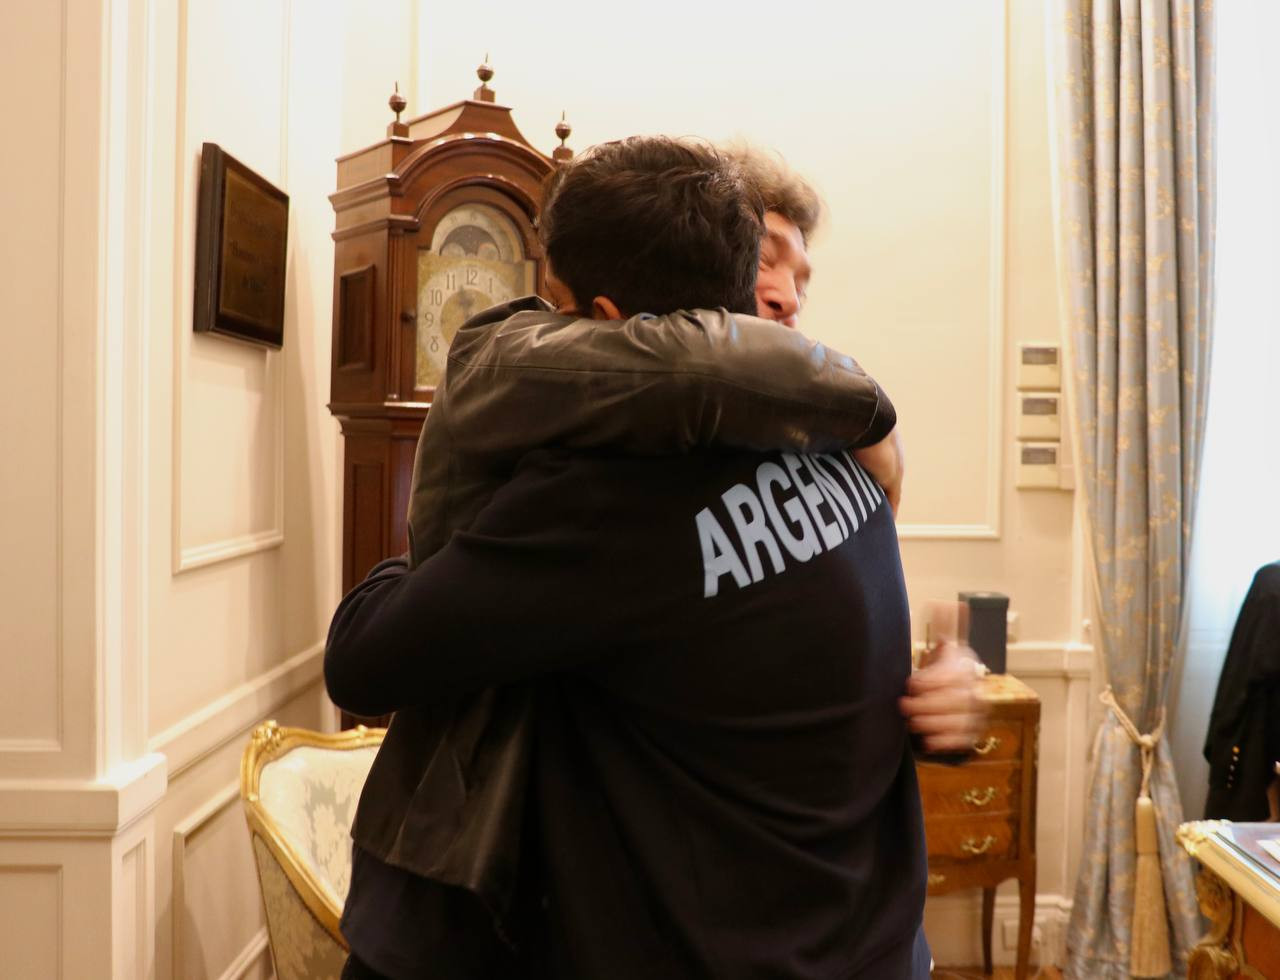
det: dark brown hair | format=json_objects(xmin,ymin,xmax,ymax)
[
  {"xmin": 723, "ymin": 144, "xmax": 822, "ymax": 243},
  {"xmin": 538, "ymin": 137, "xmax": 764, "ymax": 317}
]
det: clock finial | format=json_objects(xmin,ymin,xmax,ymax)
[
  {"xmin": 474, "ymin": 55, "xmax": 495, "ymax": 102},
  {"xmin": 387, "ymin": 82, "xmax": 409, "ymax": 138},
  {"xmin": 553, "ymin": 110, "xmax": 573, "ymax": 162}
]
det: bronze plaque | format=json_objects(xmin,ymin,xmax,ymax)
[{"xmin": 194, "ymin": 143, "xmax": 288, "ymax": 348}]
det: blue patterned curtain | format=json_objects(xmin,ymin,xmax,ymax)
[{"xmin": 1047, "ymin": 1, "xmax": 1217, "ymax": 977}]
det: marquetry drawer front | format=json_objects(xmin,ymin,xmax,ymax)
[
  {"xmin": 966, "ymin": 721, "xmax": 1023, "ymax": 762},
  {"xmin": 924, "ymin": 815, "xmax": 1016, "ymax": 862},
  {"xmin": 917, "ymin": 762, "xmax": 1020, "ymax": 817}
]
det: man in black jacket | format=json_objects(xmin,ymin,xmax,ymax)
[
  {"xmin": 1203, "ymin": 562, "xmax": 1280, "ymax": 820},
  {"xmin": 328, "ymin": 137, "xmax": 975, "ymax": 978}
]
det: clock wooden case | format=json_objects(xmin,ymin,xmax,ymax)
[{"xmin": 328, "ymin": 70, "xmax": 570, "ymax": 592}]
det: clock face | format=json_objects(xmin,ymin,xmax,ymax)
[{"xmin": 416, "ymin": 202, "xmax": 536, "ymax": 388}]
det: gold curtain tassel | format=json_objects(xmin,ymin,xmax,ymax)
[
  {"xmin": 1129, "ymin": 794, "xmax": 1172, "ymax": 976},
  {"xmin": 1098, "ymin": 687, "xmax": 1173, "ymax": 977}
]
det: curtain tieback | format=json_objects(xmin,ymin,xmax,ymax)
[
  {"xmin": 1100, "ymin": 686, "xmax": 1165, "ymax": 797},
  {"xmin": 1100, "ymin": 686, "xmax": 1171, "ymax": 977}
]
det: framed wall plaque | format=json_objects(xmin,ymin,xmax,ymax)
[{"xmin": 194, "ymin": 142, "xmax": 289, "ymax": 348}]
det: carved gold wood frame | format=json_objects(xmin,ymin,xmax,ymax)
[
  {"xmin": 240, "ymin": 721, "xmax": 386, "ymax": 947},
  {"xmin": 1178, "ymin": 820, "xmax": 1271, "ymax": 980}
]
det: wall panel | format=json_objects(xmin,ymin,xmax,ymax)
[
  {"xmin": 0, "ymin": 866, "xmax": 62, "ymax": 979},
  {"xmin": 171, "ymin": 0, "xmax": 289, "ymax": 574},
  {"xmin": 173, "ymin": 783, "xmax": 265, "ymax": 980},
  {"xmin": 812, "ymin": 0, "xmax": 1007, "ymax": 540},
  {"xmin": 0, "ymin": 0, "xmax": 65, "ymax": 755},
  {"xmin": 154, "ymin": 681, "xmax": 330, "ymax": 980}
]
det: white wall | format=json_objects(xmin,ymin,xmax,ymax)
[{"xmin": 0, "ymin": 0, "xmax": 419, "ymax": 976}]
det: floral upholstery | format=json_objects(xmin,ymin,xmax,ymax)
[
  {"xmin": 256, "ymin": 744, "xmax": 379, "ymax": 908},
  {"xmin": 253, "ymin": 834, "xmax": 350, "ymax": 980},
  {"xmin": 241, "ymin": 723, "xmax": 384, "ymax": 980}
]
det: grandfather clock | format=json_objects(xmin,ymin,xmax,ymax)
[{"xmin": 328, "ymin": 64, "xmax": 572, "ymax": 593}]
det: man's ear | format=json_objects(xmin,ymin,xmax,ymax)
[{"xmin": 590, "ymin": 296, "xmax": 625, "ymax": 321}]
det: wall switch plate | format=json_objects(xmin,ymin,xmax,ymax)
[
  {"xmin": 1016, "ymin": 441, "xmax": 1062, "ymax": 488},
  {"xmin": 1017, "ymin": 343, "xmax": 1061, "ymax": 390},
  {"xmin": 1017, "ymin": 392, "xmax": 1061, "ymax": 440}
]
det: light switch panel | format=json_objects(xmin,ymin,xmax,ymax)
[
  {"xmin": 1016, "ymin": 442, "xmax": 1062, "ymax": 489},
  {"xmin": 1017, "ymin": 393, "xmax": 1061, "ymax": 440},
  {"xmin": 1017, "ymin": 343, "xmax": 1061, "ymax": 390}
]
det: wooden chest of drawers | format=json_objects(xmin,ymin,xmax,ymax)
[{"xmin": 917, "ymin": 672, "xmax": 1039, "ymax": 979}]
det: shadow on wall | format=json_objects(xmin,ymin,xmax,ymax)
[{"xmin": 272, "ymin": 203, "xmax": 330, "ymax": 661}]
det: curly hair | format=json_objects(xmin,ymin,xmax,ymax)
[{"xmin": 722, "ymin": 144, "xmax": 823, "ymax": 244}]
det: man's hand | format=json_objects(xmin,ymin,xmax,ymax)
[
  {"xmin": 899, "ymin": 642, "xmax": 986, "ymax": 755},
  {"xmin": 852, "ymin": 427, "xmax": 904, "ymax": 517}
]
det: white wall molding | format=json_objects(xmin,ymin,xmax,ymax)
[
  {"xmin": 912, "ymin": 640, "xmax": 1095, "ymax": 681},
  {"xmin": 97, "ymin": 0, "xmax": 155, "ymax": 778},
  {"xmin": 148, "ymin": 642, "xmax": 324, "ymax": 778},
  {"xmin": 1007, "ymin": 641, "xmax": 1094, "ymax": 680},
  {"xmin": 897, "ymin": 0, "xmax": 1007, "ymax": 542},
  {"xmin": 998, "ymin": 893, "xmax": 1071, "ymax": 968},
  {"xmin": 172, "ymin": 781, "xmax": 239, "ymax": 851},
  {"xmin": 926, "ymin": 890, "xmax": 1071, "ymax": 969},
  {"xmin": 217, "ymin": 926, "xmax": 271, "ymax": 980},
  {"xmin": 115, "ymin": 834, "xmax": 153, "ymax": 980},
  {"xmin": 898, "ymin": 524, "xmax": 1002, "ymax": 541},
  {"xmin": 0, "ymin": 736, "xmax": 64, "ymax": 754},
  {"xmin": 52, "ymin": 0, "xmax": 69, "ymax": 762},
  {"xmin": 176, "ymin": 526, "xmax": 288, "ymax": 574},
  {"xmin": 0, "ymin": 751, "xmax": 166, "ymax": 838}
]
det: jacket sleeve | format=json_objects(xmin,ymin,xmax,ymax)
[
  {"xmin": 324, "ymin": 540, "xmax": 600, "ymax": 715},
  {"xmin": 444, "ymin": 308, "xmax": 895, "ymax": 461},
  {"xmin": 325, "ymin": 464, "xmax": 624, "ymax": 715}
]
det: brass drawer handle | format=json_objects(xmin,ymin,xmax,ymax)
[
  {"xmin": 960, "ymin": 835, "xmax": 998, "ymax": 856},
  {"xmin": 961, "ymin": 786, "xmax": 998, "ymax": 807},
  {"xmin": 927, "ymin": 873, "xmax": 947, "ymax": 886},
  {"xmin": 973, "ymin": 735, "xmax": 1002, "ymax": 756}
]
